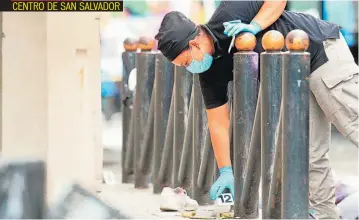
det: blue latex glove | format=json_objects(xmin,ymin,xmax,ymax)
[
  {"xmin": 209, "ymin": 166, "xmax": 235, "ymax": 200},
  {"xmin": 223, "ymin": 20, "xmax": 262, "ymax": 37}
]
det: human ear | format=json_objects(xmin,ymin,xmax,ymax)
[{"xmin": 189, "ymin": 39, "xmax": 200, "ymax": 49}]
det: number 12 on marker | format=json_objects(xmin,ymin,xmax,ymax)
[{"xmin": 218, "ymin": 193, "xmax": 234, "ymax": 204}]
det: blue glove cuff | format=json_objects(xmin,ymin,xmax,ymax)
[
  {"xmin": 219, "ymin": 166, "xmax": 233, "ymax": 175},
  {"xmin": 250, "ymin": 21, "xmax": 262, "ymax": 35},
  {"xmin": 228, "ymin": 19, "xmax": 241, "ymax": 24}
]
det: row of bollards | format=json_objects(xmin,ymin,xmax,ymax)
[
  {"xmin": 121, "ymin": 29, "xmax": 310, "ymax": 219},
  {"xmin": 121, "ymin": 36, "xmax": 217, "ymax": 204},
  {"xmin": 232, "ymin": 30, "xmax": 310, "ymax": 219}
]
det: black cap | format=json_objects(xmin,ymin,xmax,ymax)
[{"xmin": 155, "ymin": 11, "xmax": 199, "ymax": 61}]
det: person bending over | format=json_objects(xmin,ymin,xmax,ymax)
[{"xmin": 155, "ymin": 1, "xmax": 359, "ymax": 219}]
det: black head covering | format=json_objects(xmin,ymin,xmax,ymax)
[{"xmin": 155, "ymin": 11, "xmax": 199, "ymax": 61}]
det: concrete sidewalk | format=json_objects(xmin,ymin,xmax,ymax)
[
  {"xmin": 98, "ymin": 169, "xmax": 223, "ymax": 219},
  {"xmin": 99, "ymin": 182, "xmax": 186, "ymax": 219}
]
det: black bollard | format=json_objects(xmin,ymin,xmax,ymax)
[
  {"xmin": 123, "ymin": 102, "xmax": 135, "ymax": 177},
  {"xmin": 121, "ymin": 51, "xmax": 136, "ymax": 183},
  {"xmin": 0, "ymin": 160, "xmax": 46, "ymax": 219},
  {"xmin": 223, "ymin": 82, "xmax": 234, "ymax": 185},
  {"xmin": 204, "ymin": 144, "xmax": 216, "ymax": 197},
  {"xmin": 197, "ymin": 128, "xmax": 216, "ymax": 194},
  {"xmin": 158, "ymin": 94, "xmax": 175, "ymax": 188},
  {"xmin": 197, "ymin": 128, "xmax": 211, "ymax": 189},
  {"xmin": 138, "ymin": 87, "xmax": 155, "ymax": 175},
  {"xmin": 267, "ymin": 104, "xmax": 283, "ymax": 219},
  {"xmin": 173, "ymin": 67, "xmax": 193, "ymax": 187},
  {"xmin": 228, "ymin": 81, "xmax": 234, "ymax": 170},
  {"xmin": 134, "ymin": 51, "xmax": 156, "ymax": 188},
  {"xmin": 204, "ymin": 140, "xmax": 216, "ymax": 198},
  {"xmin": 178, "ymin": 91, "xmax": 194, "ymax": 197},
  {"xmin": 281, "ymin": 46, "xmax": 310, "ymax": 218},
  {"xmin": 152, "ymin": 53, "xmax": 174, "ymax": 194},
  {"xmin": 260, "ymin": 50, "xmax": 283, "ymax": 218},
  {"xmin": 239, "ymin": 89, "xmax": 261, "ymax": 218},
  {"xmin": 233, "ymin": 50, "xmax": 259, "ymax": 217},
  {"xmin": 191, "ymin": 75, "xmax": 209, "ymax": 205}
]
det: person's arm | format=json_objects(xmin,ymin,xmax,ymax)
[
  {"xmin": 251, "ymin": 0, "xmax": 287, "ymax": 30},
  {"xmin": 206, "ymin": 103, "xmax": 231, "ymax": 168},
  {"xmin": 199, "ymin": 75, "xmax": 231, "ymax": 169},
  {"xmin": 223, "ymin": 0, "xmax": 287, "ymax": 37},
  {"xmin": 199, "ymin": 76, "xmax": 234, "ymax": 200}
]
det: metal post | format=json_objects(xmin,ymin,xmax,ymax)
[
  {"xmin": 223, "ymin": 82, "xmax": 233, "ymax": 183},
  {"xmin": 173, "ymin": 67, "xmax": 193, "ymax": 187},
  {"xmin": 267, "ymin": 103, "xmax": 283, "ymax": 219},
  {"xmin": 123, "ymin": 101, "xmax": 135, "ymax": 178},
  {"xmin": 178, "ymin": 91, "xmax": 194, "ymax": 198},
  {"xmin": 233, "ymin": 51, "xmax": 259, "ymax": 217},
  {"xmin": 158, "ymin": 93, "xmax": 175, "ymax": 188},
  {"xmin": 281, "ymin": 49, "xmax": 310, "ymax": 219},
  {"xmin": 134, "ymin": 51, "xmax": 156, "ymax": 188},
  {"xmin": 152, "ymin": 53, "xmax": 174, "ymax": 194},
  {"xmin": 228, "ymin": 81, "xmax": 234, "ymax": 168},
  {"xmin": 138, "ymin": 88, "xmax": 155, "ymax": 174},
  {"xmin": 120, "ymin": 51, "xmax": 136, "ymax": 183},
  {"xmin": 239, "ymin": 89, "xmax": 261, "ymax": 219},
  {"xmin": 197, "ymin": 128, "xmax": 215, "ymax": 193},
  {"xmin": 260, "ymin": 50, "xmax": 283, "ymax": 218},
  {"xmin": 204, "ymin": 140, "xmax": 216, "ymax": 196},
  {"xmin": 191, "ymin": 75, "xmax": 209, "ymax": 205}
]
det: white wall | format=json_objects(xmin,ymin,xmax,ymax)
[
  {"xmin": 2, "ymin": 12, "xmax": 48, "ymax": 159},
  {"xmin": 1, "ymin": 12, "xmax": 102, "ymax": 203}
]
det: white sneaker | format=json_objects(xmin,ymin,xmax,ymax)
[{"xmin": 159, "ymin": 187, "xmax": 199, "ymax": 211}]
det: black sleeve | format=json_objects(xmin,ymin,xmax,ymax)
[
  {"xmin": 223, "ymin": 1, "xmax": 264, "ymax": 23},
  {"xmin": 199, "ymin": 74, "xmax": 228, "ymax": 109},
  {"xmin": 251, "ymin": 0, "xmax": 265, "ymax": 14}
]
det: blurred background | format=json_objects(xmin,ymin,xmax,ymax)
[{"xmin": 101, "ymin": 0, "xmax": 358, "ymax": 177}]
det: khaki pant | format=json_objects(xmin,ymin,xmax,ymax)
[{"xmin": 308, "ymin": 33, "xmax": 359, "ymax": 219}]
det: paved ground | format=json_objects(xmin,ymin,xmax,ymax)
[
  {"xmin": 99, "ymin": 182, "xmax": 186, "ymax": 219},
  {"xmin": 99, "ymin": 112, "xmax": 358, "ymax": 218}
]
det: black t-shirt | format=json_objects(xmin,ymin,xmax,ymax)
[{"xmin": 199, "ymin": 0, "xmax": 340, "ymax": 109}]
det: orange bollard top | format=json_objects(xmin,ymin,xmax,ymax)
[
  {"xmin": 285, "ymin": 29, "xmax": 309, "ymax": 52},
  {"xmin": 262, "ymin": 30, "xmax": 284, "ymax": 51},
  {"xmin": 138, "ymin": 36, "xmax": 155, "ymax": 51},
  {"xmin": 123, "ymin": 37, "xmax": 139, "ymax": 52},
  {"xmin": 234, "ymin": 32, "xmax": 257, "ymax": 51}
]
